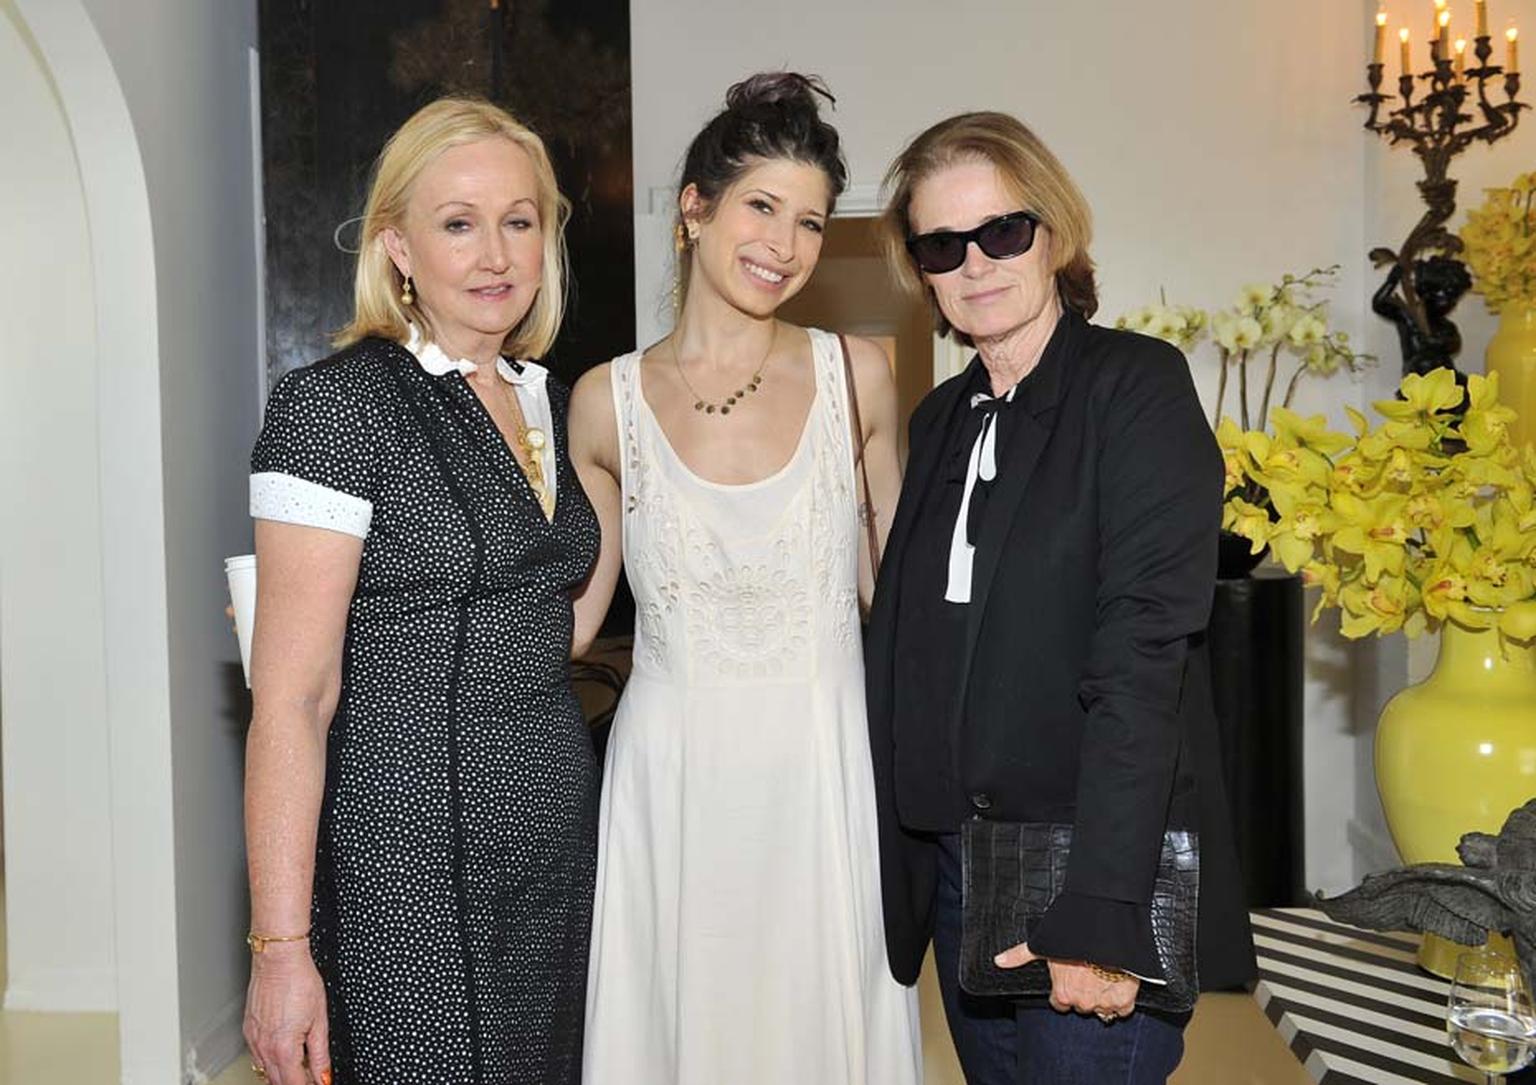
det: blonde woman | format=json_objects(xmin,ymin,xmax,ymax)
[{"xmin": 242, "ymin": 98, "xmax": 598, "ymax": 1085}]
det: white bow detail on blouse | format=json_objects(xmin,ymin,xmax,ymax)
[{"xmin": 944, "ymin": 383, "xmax": 1019, "ymax": 604}]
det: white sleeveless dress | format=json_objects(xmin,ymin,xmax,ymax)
[{"xmin": 583, "ymin": 329, "xmax": 922, "ymax": 1084}]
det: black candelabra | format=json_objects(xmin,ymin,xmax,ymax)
[{"xmin": 1358, "ymin": 26, "xmax": 1525, "ymax": 375}]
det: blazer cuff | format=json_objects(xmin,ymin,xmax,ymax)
[{"xmin": 1029, "ymin": 891, "xmax": 1166, "ymax": 982}]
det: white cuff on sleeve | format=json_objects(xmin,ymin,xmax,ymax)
[{"xmin": 250, "ymin": 471, "xmax": 372, "ymax": 538}]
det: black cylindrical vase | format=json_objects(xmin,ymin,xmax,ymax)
[{"xmin": 1208, "ymin": 570, "xmax": 1306, "ymax": 907}]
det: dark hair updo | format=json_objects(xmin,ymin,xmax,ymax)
[{"xmin": 678, "ymin": 71, "xmax": 848, "ymax": 237}]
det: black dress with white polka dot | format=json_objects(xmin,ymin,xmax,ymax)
[{"xmin": 252, "ymin": 337, "xmax": 600, "ymax": 1084}]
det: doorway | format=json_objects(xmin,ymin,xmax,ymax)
[{"xmin": 779, "ymin": 215, "xmax": 936, "ymax": 460}]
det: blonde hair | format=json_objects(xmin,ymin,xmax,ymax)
[
  {"xmin": 879, "ymin": 112, "xmax": 1097, "ymax": 345},
  {"xmin": 334, "ymin": 97, "xmax": 571, "ymax": 359}
]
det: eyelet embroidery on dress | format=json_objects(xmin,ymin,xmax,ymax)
[
  {"xmin": 808, "ymin": 342, "xmax": 860, "ymax": 649},
  {"xmin": 682, "ymin": 534, "xmax": 813, "ymax": 680},
  {"xmin": 614, "ymin": 334, "xmax": 863, "ymax": 681},
  {"xmin": 616, "ymin": 356, "xmax": 683, "ymax": 671},
  {"xmin": 250, "ymin": 470, "xmax": 373, "ymax": 538}
]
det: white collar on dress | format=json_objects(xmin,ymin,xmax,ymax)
[{"xmin": 403, "ymin": 324, "xmax": 548, "ymax": 388}]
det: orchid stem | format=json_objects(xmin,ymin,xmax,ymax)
[
  {"xmin": 1260, "ymin": 344, "xmax": 1281, "ymax": 427},
  {"xmin": 1239, "ymin": 350, "xmax": 1251, "ymax": 431},
  {"xmin": 1215, "ymin": 350, "xmax": 1230, "ymax": 428},
  {"xmin": 1282, "ymin": 364, "xmax": 1306, "ymax": 409}
]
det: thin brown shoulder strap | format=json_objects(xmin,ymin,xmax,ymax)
[{"xmin": 837, "ymin": 333, "xmax": 881, "ymax": 581}]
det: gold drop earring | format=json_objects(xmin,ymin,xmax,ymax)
[
  {"xmin": 672, "ymin": 223, "xmax": 697, "ymax": 315},
  {"xmin": 401, "ymin": 274, "xmax": 415, "ymax": 306}
]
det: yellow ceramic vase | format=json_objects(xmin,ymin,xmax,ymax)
[
  {"xmin": 1375, "ymin": 622, "xmax": 1536, "ymax": 977},
  {"xmin": 1487, "ymin": 307, "xmax": 1536, "ymax": 450}
]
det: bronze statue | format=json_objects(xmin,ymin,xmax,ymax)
[
  {"xmin": 1316, "ymin": 800, "xmax": 1536, "ymax": 993},
  {"xmin": 1371, "ymin": 254, "xmax": 1473, "ymax": 377}
]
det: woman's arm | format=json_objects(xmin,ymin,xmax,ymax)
[
  {"xmin": 569, "ymin": 363, "xmax": 624, "ymax": 659},
  {"xmin": 843, "ymin": 335, "xmax": 902, "ymax": 610},
  {"xmin": 1025, "ymin": 339, "xmax": 1222, "ymax": 984},
  {"xmin": 243, "ymin": 518, "xmax": 361, "ymax": 1085}
]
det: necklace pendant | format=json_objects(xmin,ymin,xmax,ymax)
[{"xmin": 522, "ymin": 426, "xmax": 547, "ymax": 452}]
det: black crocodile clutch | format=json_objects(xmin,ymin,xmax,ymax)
[{"xmin": 958, "ymin": 820, "xmax": 1200, "ymax": 1012}]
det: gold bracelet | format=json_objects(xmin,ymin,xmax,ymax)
[
  {"xmin": 246, "ymin": 928, "xmax": 311, "ymax": 954},
  {"xmin": 1089, "ymin": 962, "xmax": 1130, "ymax": 983}
]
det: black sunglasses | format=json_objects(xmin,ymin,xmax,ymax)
[{"xmin": 905, "ymin": 211, "xmax": 1040, "ymax": 275}]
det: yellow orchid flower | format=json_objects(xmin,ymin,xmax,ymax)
[
  {"xmin": 1214, "ymin": 417, "xmax": 1253, "ymax": 495},
  {"xmin": 1301, "ymin": 561, "xmax": 1342, "ymax": 621},
  {"xmin": 1330, "ymin": 451, "xmax": 1384, "ymax": 497},
  {"xmin": 1419, "ymin": 563, "xmax": 1493, "ymax": 629},
  {"xmin": 1242, "ymin": 430, "xmax": 1334, "ymax": 491},
  {"xmin": 1268, "ymin": 486, "xmax": 1337, "ymax": 572},
  {"xmin": 1465, "ymin": 546, "xmax": 1535, "ymax": 610},
  {"xmin": 1223, "ymin": 496, "xmax": 1272, "ymax": 553},
  {"xmin": 1331, "ymin": 491, "xmax": 1411, "ymax": 582},
  {"xmin": 1499, "ymin": 600, "xmax": 1536, "ymax": 642},
  {"xmin": 1402, "ymin": 490, "xmax": 1477, "ymax": 535},
  {"xmin": 1450, "ymin": 448, "xmax": 1522, "ymax": 489},
  {"xmin": 1268, "ymin": 407, "xmax": 1355, "ymax": 456},
  {"xmin": 1461, "ymin": 381, "xmax": 1521, "ymax": 458},
  {"xmin": 1339, "ymin": 574, "xmax": 1419, "ymax": 637},
  {"xmin": 1373, "ymin": 367, "xmax": 1462, "ymax": 422}
]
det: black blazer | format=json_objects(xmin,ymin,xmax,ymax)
[{"xmin": 865, "ymin": 311, "xmax": 1257, "ymax": 990}]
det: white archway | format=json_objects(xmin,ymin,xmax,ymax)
[{"xmin": 5, "ymin": 2, "xmax": 181, "ymax": 1080}]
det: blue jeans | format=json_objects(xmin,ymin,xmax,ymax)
[{"xmin": 930, "ymin": 832, "xmax": 1188, "ymax": 1085}]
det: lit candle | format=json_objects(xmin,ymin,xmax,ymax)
[
  {"xmin": 1477, "ymin": 0, "xmax": 1489, "ymax": 39},
  {"xmin": 1439, "ymin": 9, "xmax": 1452, "ymax": 58},
  {"xmin": 1401, "ymin": 26, "xmax": 1413, "ymax": 73},
  {"xmin": 1455, "ymin": 37, "xmax": 1468, "ymax": 77},
  {"xmin": 1508, "ymin": 26, "xmax": 1520, "ymax": 73},
  {"xmin": 1375, "ymin": 10, "xmax": 1389, "ymax": 64}
]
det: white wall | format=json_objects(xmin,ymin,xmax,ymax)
[
  {"xmin": 76, "ymin": 0, "xmax": 263, "ymax": 1076},
  {"xmin": 0, "ymin": 0, "xmax": 117, "ymax": 1013},
  {"xmin": 633, "ymin": 0, "xmax": 1379, "ymax": 893}
]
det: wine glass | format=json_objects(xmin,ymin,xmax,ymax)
[{"xmin": 1448, "ymin": 949, "xmax": 1536, "ymax": 1084}]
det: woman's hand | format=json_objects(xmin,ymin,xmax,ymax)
[
  {"xmin": 243, "ymin": 943, "xmax": 332, "ymax": 1085},
  {"xmin": 993, "ymin": 942, "xmax": 1140, "ymax": 1021}
]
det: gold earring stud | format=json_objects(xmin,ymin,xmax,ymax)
[{"xmin": 401, "ymin": 275, "xmax": 414, "ymax": 306}]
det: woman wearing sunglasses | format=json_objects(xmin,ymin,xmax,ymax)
[{"xmin": 864, "ymin": 112, "xmax": 1256, "ymax": 1084}]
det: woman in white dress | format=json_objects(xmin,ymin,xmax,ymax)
[{"xmin": 568, "ymin": 72, "xmax": 920, "ymax": 1084}]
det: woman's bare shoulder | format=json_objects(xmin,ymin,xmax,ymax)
[{"xmin": 568, "ymin": 361, "xmax": 620, "ymax": 463}]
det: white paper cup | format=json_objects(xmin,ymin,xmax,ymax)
[{"xmin": 225, "ymin": 554, "xmax": 257, "ymax": 688}]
